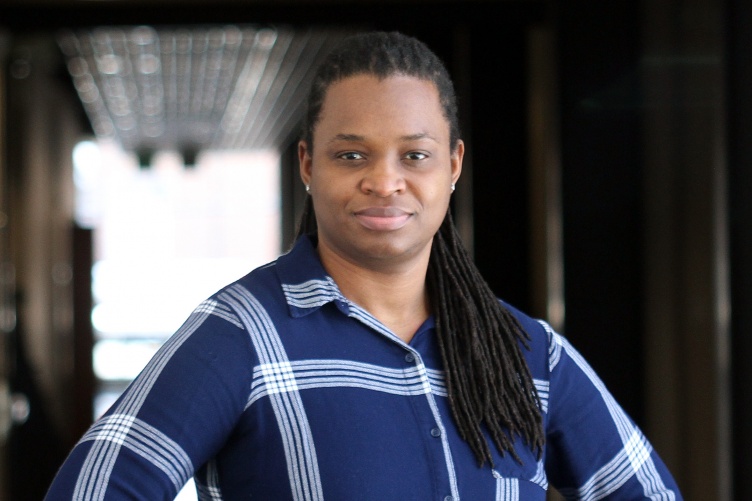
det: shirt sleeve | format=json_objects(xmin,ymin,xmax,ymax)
[
  {"xmin": 45, "ymin": 298, "xmax": 254, "ymax": 500},
  {"xmin": 542, "ymin": 323, "xmax": 683, "ymax": 500}
]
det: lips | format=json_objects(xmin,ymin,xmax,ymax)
[{"xmin": 354, "ymin": 206, "xmax": 412, "ymax": 231}]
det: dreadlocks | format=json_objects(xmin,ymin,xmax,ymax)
[
  {"xmin": 297, "ymin": 31, "xmax": 544, "ymax": 466},
  {"xmin": 427, "ymin": 211, "xmax": 544, "ymax": 464}
]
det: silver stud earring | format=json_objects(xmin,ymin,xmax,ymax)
[
  {"xmin": 451, "ymin": 183, "xmax": 456, "ymax": 192},
  {"xmin": 305, "ymin": 185, "xmax": 310, "ymax": 194}
]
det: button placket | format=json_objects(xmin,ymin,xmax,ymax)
[{"xmin": 401, "ymin": 347, "xmax": 457, "ymax": 501}]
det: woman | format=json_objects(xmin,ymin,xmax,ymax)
[{"xmin": 46, "ymin": 31, "xmax": 682, "ymax": 500}]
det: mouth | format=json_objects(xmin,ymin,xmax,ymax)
[{"xmin": 354, "ymin": 207, "xmax": 413, "ymax": 231}]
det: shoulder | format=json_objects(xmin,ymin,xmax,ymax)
[
  {"xmin": 500, "ymin": 301, "xmax": 548, "ymax": 338},
  {"xmin": 498, "ymin": 300, "xmax": 554, "ymax": 379},
  {"xmin": 211, "ymin": 258, "xmax": 282, "ymax": 303}
]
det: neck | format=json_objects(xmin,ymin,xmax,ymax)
[{"xmin": 318, "ymin": 248, "xmax": 431, "ymax": 343}]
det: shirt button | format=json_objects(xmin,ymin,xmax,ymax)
[
  {"xmin": 405, "ymin": 353, "xmax": 415, "ymax": 363},
  {"xmin": 430, "ymin": 427, "xmax": 442, "ymax": 438},
  {"xmin": 444, "ymin": 496, "xmax": 454, "ymax": 501}
]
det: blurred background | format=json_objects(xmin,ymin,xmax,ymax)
[{"xmin": 0, "ymin": 0, "xmax": 749, "ymax": 499}]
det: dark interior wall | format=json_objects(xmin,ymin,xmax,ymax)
[
  {"xmin": 0, "ymin": 2, "xmax": 539, "ymax": 31},
  {"xmin": 467, "ymin": 25, "xmax": 532, "ymax": 311},
  {"xmin": 557, "ymin": 0, "xmax": 645, "ymax": 422},
  {"xmin": 727, "ymin": 0, "xmax": 752, "ymax": 496}
]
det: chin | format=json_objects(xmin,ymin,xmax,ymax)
[{"xmin": 355, "ymin": 239, "xmax": 429, "ymax": 263}]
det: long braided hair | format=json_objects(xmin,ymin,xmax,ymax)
[{"xmin": 297, "ymin": 31, "xmax": 544, "ymax": 466}]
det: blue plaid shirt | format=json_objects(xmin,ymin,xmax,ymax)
[{"xmin": 47, "ymin": 236, "xmax": 682, "ymax": 500}]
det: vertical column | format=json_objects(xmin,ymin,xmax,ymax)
[
  {"xmin": 527, "ymin": 25, "xmax": 564, "ymax": 332},
  {"xmin": 5, "ymin": 34, "xmax": 81, "ymax": 498},
  {"xmin": 641, "ymin": 0, "xmax": 731, "ymax": 498}
]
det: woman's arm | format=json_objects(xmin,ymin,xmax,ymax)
[
  {"xmin": 542, "ymin": 322, "xmax": 682, "ymax": 500},
  {"xmin": 45, "ymin": 299, "xmax": 254, "ymax": 500}
]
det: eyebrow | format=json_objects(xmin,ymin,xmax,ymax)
[
  {"xmin": 327, "ymin": 132, "xmax": 439, "ymax": 144},
  {"xmin": 328, "ymin": 133, "xmax": 365, "ymax": 144},
  {"xmin": 400, "ymin": 132, "xmax": 438, "ymax": 143}
]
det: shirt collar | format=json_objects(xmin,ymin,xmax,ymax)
[
  {"xmin": 277, "ymin": 235, "xmax": 438, "ymax": 337},
  {"xmin": 277, "ymin": 235, "xmax": 349, "ymax": 318}
]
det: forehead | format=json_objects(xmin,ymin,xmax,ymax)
[{"xmin": 315, "ymin": 74, "xmax": 449, "ymax": 140}]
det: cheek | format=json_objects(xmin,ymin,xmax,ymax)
[
  {"xmin": 312, "ymin": 191, "xmax": 348, "ymax": 225},
  {"xmin": 426, "ymin": 184, "xmax": 452, "ymax": 205}
]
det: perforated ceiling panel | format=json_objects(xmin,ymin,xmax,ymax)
[{"xmin": 58, "ymin": 25, "xmax": 349, "ymax": 155}]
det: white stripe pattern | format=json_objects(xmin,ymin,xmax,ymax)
[
  {"xmin": 72, "ymin": 300, "xmax": 216, "ymax": 500},
  {"xmin": 79, "ymin": 414, "xmax": 192, "ymax": 490},
  {"xmin": 493, "ymin": 470, "xmax": 520, "ymax": 501},
  {"xmin": 530, "ymin": 460, "xmax": 549, "ymax": 490},
  {"xmin": 534, "ymin": 379, "xmax": 550, "ymax": 414},
  {"xmin": 252, "ymin": 281, "xmax": 461, "ymax": 501},
  {"xmin": 283, "ymin": 278, "xmax": 342, "ymax": 309},
  {"xmin": 636, "ymin": 454, "xmax": 677, "ymax": 501},
  {"xmin": 196, "ymin": 459, "xmax": 222, "ymax": 500},
  {"xmin": 539, "ymin": 320, "xmax": 563, "ymax": 371},
  {"xmin": 201, "ymin": 300, "xmax": 244, "ymax": 329},
  {"xmin": 221, "ymin": 284, "xmax": 324, "ymax": 501},
  {"xmin": 246, "ymin": 360, "xmax": 447, "ymax": 408}
]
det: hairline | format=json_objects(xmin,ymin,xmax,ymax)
[{"xmin": 305, "ymin": 71, "xmax": 461, "ymax": 154}]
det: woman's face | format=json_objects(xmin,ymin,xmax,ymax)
[{"xmin": 299, "ymin": 73, "xmax": 463, "ymax": 271}]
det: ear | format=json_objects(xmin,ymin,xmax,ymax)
[
  {"xmin": 299, "ymin": 140, "xmax": 313, "ymax": 187},
  {"xmin": 451, "ymin": 140, "xmax": 464, "ymax": 185}
]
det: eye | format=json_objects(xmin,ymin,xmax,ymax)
[
  {"xmin": 337, "ymin": 151, "xmax": 365, "ymax": 161},
  {"xmin": 404, "ymin": 151, "xmax": 428, "ymax": 161}
]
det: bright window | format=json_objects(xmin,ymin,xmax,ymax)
[{"xmin": 73, "ymin": 139, "xmax": 281, "ymax": 423}]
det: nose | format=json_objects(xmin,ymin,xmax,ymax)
[{"xmin": 359, "ymin": 156, "xmax": 405, "ymax": 196}]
